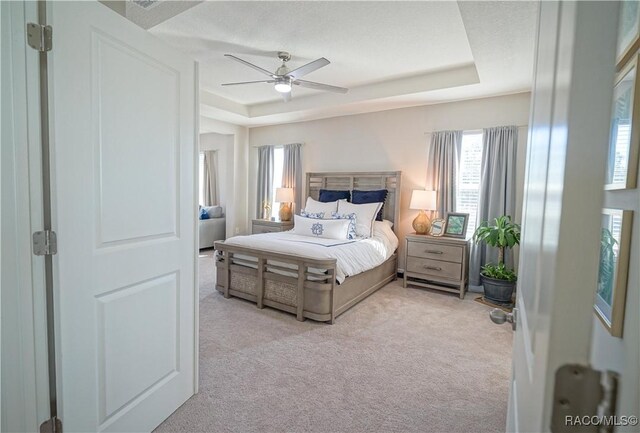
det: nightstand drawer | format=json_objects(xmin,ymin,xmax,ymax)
[
  {"xmin": 406, "ymin": 256, "xmax": 461, "ymax": 280},
  {"xmin": 253, "ymin": 225, "xmax": 280, "ymax": 234},
  {"xmin": 252, "ymin": 219, "xmax": 293, "ymax": 234},
  {"xmin": 407, "ymin": 242, "xmax": 463, "ymax": 263}
]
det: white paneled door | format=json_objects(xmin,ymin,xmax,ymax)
[
  {"xmin": 49, "ymin": 2, "xmax": 197, "ymax": 432},
  {"xmin": 507, "ymin": 2, "xmax": 618, "ymax": 432}
]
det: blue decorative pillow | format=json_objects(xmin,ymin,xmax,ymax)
[
  {"xmin": 300, "ymin": 210, "xmax": 325, "ymax": 219},
  {"xmin": 319, "ymin": 189, "xmax": 351, "ymax": 203},
  {"xmin": 352, "ymin": 189, "xmax": 388, "ymax": 221},
  {"xmin": 331, "ymin": 212, "xmax": 357, "ymax": 240},
  {"xmin": 199, "ymin": 208, "xmax": 210, "ymax": 220}
]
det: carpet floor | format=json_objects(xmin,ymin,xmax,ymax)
[{"xmin": 155, "ymin": 249, "xmax": 512, "ymax": 433}]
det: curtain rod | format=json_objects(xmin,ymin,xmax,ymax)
[
  {"xmin": 251, "ymin": 143, "xmax": 305, "ymax": 148},
  {"xmin": 424, "ymin": 124, "xmax": 528, "ymax": 135}
]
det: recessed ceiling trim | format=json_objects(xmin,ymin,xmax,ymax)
[
  {"xmin": 248, "ymin": 63, "xmax": 480, "ymax": 118},
  {"xmin": 200, "ymin": 90, "xmax": 248, "ymax": 117}
]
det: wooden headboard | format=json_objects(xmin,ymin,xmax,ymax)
[{"xmin": 305, "ymin": 171, "xmax": 402, "ymax": 233}]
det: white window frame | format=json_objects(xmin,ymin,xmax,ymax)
[{"xmin": 455, "ymin": 130, "xmax": 483, "ymax": 238}]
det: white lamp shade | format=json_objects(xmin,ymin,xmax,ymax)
[
  {"xmin": 409, "ymin": 190, "xmax": 436, "ymax": 210},
  {"xmin": 275, "ymin": 187, "xmax": 294, "ymax": 203}
]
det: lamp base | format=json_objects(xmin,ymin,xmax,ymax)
[
  {"xmin": 412, "ymin": 210, "xmax": 431, "ymax": 235},
  {"xmin": 279, "ymin": 202, "xmax": 292, "ymax": 222}
]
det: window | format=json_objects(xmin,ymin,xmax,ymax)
[
  {"xmin": 456, "ymin": 132, "xmax": 483, "ymax": 237},
  {"xmin": 198, "ymin": 152, "xmax": 205, "ymax": 206},
  {"xmin": 611, "ymin": 122, "xmax": 630, "ymax": 184},
  {"xmin": 271, "ymin": 147, "xmax": 285, "ymax": 212}
]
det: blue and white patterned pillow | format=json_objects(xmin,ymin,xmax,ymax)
[
  {"xmin": 331, "ymin": 212, "xmax": 357, "ymax": 240},
  {"xmin": 300, "ymin": 209, "xmax": 325, "ymax": 219}
]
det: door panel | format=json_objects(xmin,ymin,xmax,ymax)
[
  {"xmin": 97, "ymin": 272, "xmax": 179, "ymax": 423},
  {"xmin": 49, "ymin": 2, "xmax": 197, "ymax": 431},
  {"xmin": 95, "ymin": 32, "xmax": 180, "ymax": 245},
  {"xmin": 508, "ymin": 2, "xmax": 619, "ymax": 431}
]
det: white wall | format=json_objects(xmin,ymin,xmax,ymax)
[
  {"xmin": 199, "ymin": 117, "xmax": 250, "ymax": 237},
  {"xmin": 200, "ymin": 131, "xmax": 233, "ymax": 237},
  {"xmin": 248, "ymin": 92, "xmax": 531, "ymax": 269},
  {"xmin": 591, "ymin": 176, "xmax": 640, "ymax": 431}
]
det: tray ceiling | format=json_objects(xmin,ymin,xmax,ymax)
[{"xmin": 149, "ymin": 1, "xmax": 538, "ymax": 127}]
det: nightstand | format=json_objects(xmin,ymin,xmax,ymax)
[
  {"xmin": 403, "ymin": 234, "xmax": 469, "ymax": 299},
  {"xmin": 251, "ymin": 219, "xmax": 294, "ymax": 234}
]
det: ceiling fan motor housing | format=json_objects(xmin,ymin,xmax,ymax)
[
  {"xmin": 277, "ymin": 51, "xmax": 291, "ymax": 62},
  {"xmin": 275, "ymin": 65, "xmax": 289, "ymax": 76}
]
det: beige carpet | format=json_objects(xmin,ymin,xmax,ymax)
[{"xmin": 155, "ymin": 249, "xmax": 512, "ymax": 433}]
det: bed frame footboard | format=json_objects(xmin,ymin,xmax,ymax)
[
  {"xmin": 213, "ymin": 241, "xmax": 398, "ymax": 324},
  {"xmin": 214, "ymin": 241, "xmax": 339, "ymax": 323}
]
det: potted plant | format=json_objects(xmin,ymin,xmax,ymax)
[{"xmin": 473, "ymin": 215, "xmax": 521, "ymax": 305}]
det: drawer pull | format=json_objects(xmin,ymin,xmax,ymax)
[
  {"xmin": 425, "ymin": 250, "xmax": 444, "ymax": 255},
  {"xmin": 424, "ymin": 265, "xmax": 442, "ymax": 271}
]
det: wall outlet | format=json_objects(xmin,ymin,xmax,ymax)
[{"xmin": 235, "ymin": 227, "xmax": 240, "ymax": 234}]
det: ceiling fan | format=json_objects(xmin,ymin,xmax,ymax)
[{"xmin": 221, "ymin": 51, "xmax": 348, "ymax": 102}]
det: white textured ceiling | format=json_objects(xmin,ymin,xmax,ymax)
[{"xmin": 149, "ymin": 1, "xmax": 538, "ymax": 127}]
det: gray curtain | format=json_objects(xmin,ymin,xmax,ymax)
[
  {"xmin": 203, "ymin": 150, "xmax": 219, "ymax": 206},
  {"xmin": 256, "ymin": 145, "xmax": 274, "ymax": 219},
  {"xmin": 426, "ymin": 130, "xmax": 462, "ymax": 217},
  {"xmin": 282, "ymin": 143, "xmax": 303, "ymax": 214},
  {"xmin": 469, "ymin": 125, "xmax": 518, "ymax": 286}
]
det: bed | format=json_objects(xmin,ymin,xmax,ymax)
[{"xmin": 214, "ymin": 171, "xmax": 401, "ymax": 323}]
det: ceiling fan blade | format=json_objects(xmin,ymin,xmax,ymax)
[
  {"xmin": 224, "ymin": 54, "xmax": 275, "ymax": 77},
  {"xmin": 287, "ymin": 57, "xmax": 330, "ymax": 80},
  {"xmin": 294, "ymin": 79, "xmax": 348, "ymax": 94},
  {"xmin": 221, "ymin": 80, "xmax": 275, "ymax": 86},
  {"xmin": 282, "ymin": 91, "xmax": 291, "ymax": 102}
]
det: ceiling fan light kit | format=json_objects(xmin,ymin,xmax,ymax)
[
  {"xmin": 222, "ymin": 51, "xmax": 348, "ymax": 101},
  {"xmin": 274, "ymin": 77, "xmax": 292, "ymax": 93}
]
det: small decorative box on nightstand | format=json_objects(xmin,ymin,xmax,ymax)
[
  {"xmin": 403, "ymin": 234, "xmax": 469, "ymax": 299},
  {"xmin": 252, "ymin": 219, "xmax": 294, "ymax": 234}
]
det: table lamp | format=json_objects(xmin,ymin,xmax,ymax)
[
  {"xmin": 276, "ymin": 187, "xmax": 294, "ymax": 221},
  {"xmin": 409, "ymin": 190, "xmax": 436, "ymax": 235}
]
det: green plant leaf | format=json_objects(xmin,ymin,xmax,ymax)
[
  {"xmin": 480, "ymin": 263, "xmax": 517, "ymax": 282},
  {"xmin": 473, "ymin": 215, "xmax": 521, "ymax": 266}
]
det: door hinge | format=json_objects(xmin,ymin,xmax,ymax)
[
  {"xmin": 40, "ymin": 416, "xmax": 62, "ymax": 433},
  {"xmin": 27, "ymin": 23, "xmax": 52, "ymax": 52},
  {"xmin": 33, "ymin": 230, "xmax": 57, "ymax": 256},
  {"xmin": 551, "ymin": 364, "xmax": 619, "ymax": 433}
]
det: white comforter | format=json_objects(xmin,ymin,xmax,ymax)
[{"xmin": 222, "ymin": 221, "xmax": 399, "ymax": 284}]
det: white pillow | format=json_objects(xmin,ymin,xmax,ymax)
[
  {"xmin": 203, "ymin": 205, "xmax": 223, "ymax": 218},
  {"xmin": 303, "ymin": 197, "xmax": 340, "ymax": 216},
  {"xmin": 293, "ymin": 215, "xmax": 351, "ymax": 240},
  {"xmin": 337, "ymin": 201, "xmax": 383, "ymax": 238}
]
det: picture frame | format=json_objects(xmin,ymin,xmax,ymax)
[
  {"xmin": 429, "ymin": 218, "xmax": 446, "ymax": 237},
  {"xmin": 606, "ymin": 53, "xmax": 640, "ymax": 190},
  {"xmin": 616, "ymin": 0, "xmax": 640, "ymax": 69},
  {"xmin": 594, "ymin": 209, "xmax": 633, "ymax": 338},
  {"xmin": 443, "ymin": 212, "xmax": 469, "ymax": 239}
]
